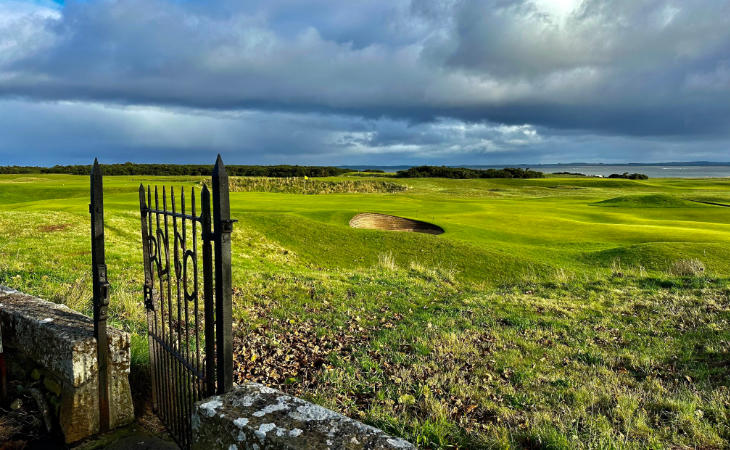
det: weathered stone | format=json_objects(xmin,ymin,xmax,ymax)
[
  {"xmin": 191, "ymin": 383, "xmax": 414, "ymax": 450},
  {"xmin": 0, "ymin": 286, "xmax": 134, "ymax": 443}
]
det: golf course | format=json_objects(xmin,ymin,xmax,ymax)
[{"xmin": 1, "ymin": 173, "xmax": 729, "ymax": 448}]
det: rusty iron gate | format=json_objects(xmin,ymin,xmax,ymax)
[{"xmin": 138, "ymin": 156, "xmax": 234, "ymax": 448}]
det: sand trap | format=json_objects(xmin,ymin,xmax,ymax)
[{"xmin": 349, "ymin": 213, "xmax": 444, "ymax": 235}]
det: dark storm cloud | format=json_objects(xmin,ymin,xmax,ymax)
[
  {"xmin": 2, "ymin": 99, "xmax": 723, "ymax": 166},
  {"xmin": 0, "ymin": 0, "xmax": 729, "ymax": 164},
  {"xmin": 0, "ymin": 99, "xmax": 551, "ymax": 164},
  {"xmin": 3, "ymin": 0, "xmax": 730, "ymax": 134}
]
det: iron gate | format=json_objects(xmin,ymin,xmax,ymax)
[{"xmin": 138, "ymin": 156, "xmax": 234, "ymax": 448}]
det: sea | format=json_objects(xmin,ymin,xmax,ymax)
[{"xmin": 342, "ymin": 164, "xmax": 730, "ymax": 178}]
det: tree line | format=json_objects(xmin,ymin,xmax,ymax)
[
  {"xmin": 0, "ymin": 163, "xmax": 355, "ymax": 177},
  {"xmin": 1, "ymin": 163, "xmax": 549, "ymax": 179},
  {"xmin": 396, "ymin": 166, "xmax": 544, "ymax": 179},
  {"xmin": 607, "ymin": 172, "xmax": 649, "ymax": 180}
]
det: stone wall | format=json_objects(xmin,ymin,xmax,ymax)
[
  {"xmin": 0, "ymin": 286, "xmax": 134, "ymax": 443},
  {"xmin": 191, "ymin": 382, "xmax": 414, "ymax": 450}
]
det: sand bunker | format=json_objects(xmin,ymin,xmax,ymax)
[{"xmin": 349, "ymin": 213, "xmax": 444, "ymax": 235}]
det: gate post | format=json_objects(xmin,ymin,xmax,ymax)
[
  {"xmin": 212, "ymin": 155, "xmax": 234, "ymax": 394},
  {"xmin": 89, "ymin": 159, "xmax": 111, "ymax": 432}
]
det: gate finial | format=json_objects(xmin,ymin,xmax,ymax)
[{"xmin": 214, "ymin": 154, "xmax": 225, "ymax": 175}]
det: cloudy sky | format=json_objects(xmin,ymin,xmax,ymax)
[{"xmin": 1, "ymin": 0, "xmax": 729, "ymax": 165}]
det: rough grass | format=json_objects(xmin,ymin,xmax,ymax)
[
  {"xmin": 670, "ymin": 258, "xmax": 706, "ymax": 277},
  {"xmin": 1, "ymin": 173, "xmax": 729, "ymax": 448},
  {"xmin": 231, "ymin": 267, "xmax": 730, "ymax": 449},
  {"xmin": 226, "ymin": 176, "xmax": 407, "ymax": 194}
]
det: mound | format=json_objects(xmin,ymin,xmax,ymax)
[
  {"xmin": 583, "ymin": 242, "xmax": 730, "ymax": 272},
  {"xmin": 592, "ymin": 194, "xmax": 702, "ymax": 208},
  {"xmin": 349, "ymin": 213, "xmax": 444, "ymax": 235}
]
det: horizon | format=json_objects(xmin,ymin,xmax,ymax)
[
  {"xmin": 5, "ymin": 160, "xmax": 730, "ymax": 169},
  {"xmin": 1, "ymin": 1, "xmax": 730, "ymax": 165}
]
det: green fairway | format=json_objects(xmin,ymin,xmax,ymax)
[{"xmin": 1, "ymin": 173, "xmax": 729, "ymax": 448}]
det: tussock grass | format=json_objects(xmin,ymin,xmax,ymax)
[
  {"xmin": 670, "ymin": 258, "xmax": 706, "ymax": 277},
  {"xmin": 378, "ymin": 252, "xmax": 397, "ymax": 271}
]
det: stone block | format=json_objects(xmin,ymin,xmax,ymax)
[
  {"xmin": 191, "ymin": 382, "xmax": 414, "ymax": 450},
  {"xmin": 0, "ymin": 286, "xmax": 134, "ymax": 443}
]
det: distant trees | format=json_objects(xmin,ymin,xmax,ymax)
[
  {"xmin": 0, "ymin": 163, "xmax": 355, "ymax": 177},
  {"xmin": 396, "ymin": 166, "xmax": 544, "ymax": 179},
  {"xmin": 1, "ymin": 163, "xmax": 549, "ymax": 179},
  {"xmin": 607, "ymin": 172, "xmax": 649, "ymax": 180},
  {"xmin": 553, "ymin": 171, "xmax": 588, "ymax": 176},
  {"xmin": 0, "ymin": 166, "xmax": 39, "ymax": 174}
]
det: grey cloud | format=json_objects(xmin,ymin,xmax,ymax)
[
  {"xmin": 0, "ymin": 0, "xmax": 729, "ymax": 165},
  {"xmin": 2, "ymin": 98, "xmax": 722, "ymax": 166},
  {"xmin": 0, "ymin": 99, "xmax": 550, "ymax": 164},
  {"xmin": 1, "ymin": 0, "xmax": 729, "ymax": 138}
]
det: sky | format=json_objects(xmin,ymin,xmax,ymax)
[{"xmin": 0, "ymin": 0, "xmax": 729, "ymax": 165}]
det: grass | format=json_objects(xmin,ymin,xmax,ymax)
[
  {"xmin": 226, "ymin": 176, "xmax": 407, "ymax": 194},
  {"xmin": 591, "ymin": 194, "xmax": 705, "ymax": 208},
  {"xmin": 0, "ymin": 173, "xmax": 729, "ymax": 448}
]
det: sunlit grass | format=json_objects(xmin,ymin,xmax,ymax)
[{"xmin": 1, "ymin": 173, "xmax": 729, "ymax": 448}]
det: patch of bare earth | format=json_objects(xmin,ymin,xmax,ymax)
[{"xmin": 37, "ymin": 224, "xmax": 70, "ymax": 233}]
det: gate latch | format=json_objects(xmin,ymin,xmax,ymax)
[
  {"xmin": 144, "ymin": 284, "xmax": 155, "ymax": 311},
  {"xmin": 221, "ymin": 218, "xmax": 237, "ymax": 233},
  {"xmin": 96, "ymin": 264, "xmax": 110, "ymax": 320}
]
